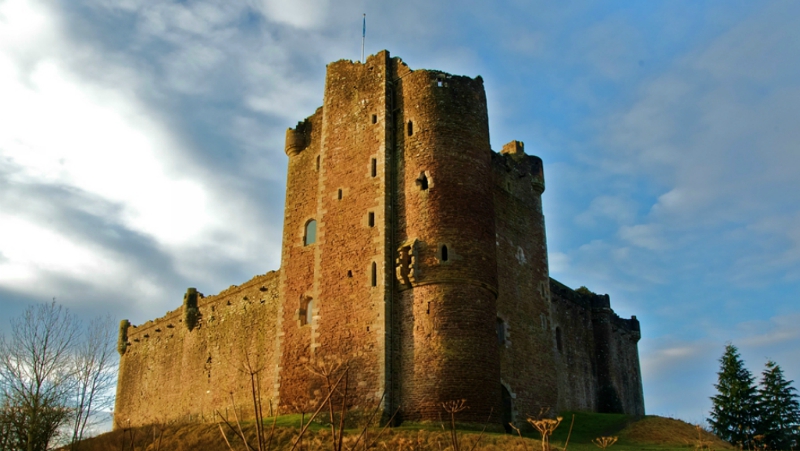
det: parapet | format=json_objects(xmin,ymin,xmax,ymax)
[
  {"xmin": 612, "ymin": 315, "xmax": 641, "ymax": 339},
  {"xmin": 501, "ymin": 140, "xmax": 525, "ymax": 158},
  {"xmin": 494, "ymin": 141, "xmax": 545, "ymax": 194},
  {"xmin": 550, "ymin": 278, "xmax": 641, "ymax": 339}
]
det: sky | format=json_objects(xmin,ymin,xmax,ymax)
[{"xmin": 1, "ymin": 0, "xmax": 799, "ymax": 426}]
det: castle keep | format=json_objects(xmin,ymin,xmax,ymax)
[{"xmin": 115, "ymin": 51, "xmax": 644, "ymax": 428}]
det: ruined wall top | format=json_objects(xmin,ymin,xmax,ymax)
[{"xmin": 550, "ymin": 277, "xmax": 640, "ymax": 337}]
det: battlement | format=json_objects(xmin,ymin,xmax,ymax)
[
  {"xmin": 118, "ymin": 271, "xmax": 280, "ymax": 353},
  {"xmin": 549, "ymin": 277, "xmax": 640, "ymax": 336},
  {"xmin": 492, "ymin": 141, "xmax": 545, "ymax": 196}
]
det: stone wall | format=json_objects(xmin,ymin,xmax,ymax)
[
  {"xmin": 115, "ymin": 272, "xmax": 281, "ymax": 427},
  {"xmin": 493, "ymin": 143, "xmax": 558, "ymax": 424},
  {"xmin": 549, "ymin": 278, "xmax": 644, "ymax": 415}
]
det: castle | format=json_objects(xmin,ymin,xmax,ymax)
[{"xmin": 115, "ymin": 51, "xmax": 644, "ymax": 428}]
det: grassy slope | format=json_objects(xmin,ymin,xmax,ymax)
[
  {"xmin": 76, "ymin": 412, "xmax": 732, "ymax": 451},
  {"xmin": 547, "ymin": 412, "xmax": 732, "ymax": 451}
]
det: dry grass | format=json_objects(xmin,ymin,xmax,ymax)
[
  {"xmin": 74, "ymin": 424, "xmax": 539, "ymax": 451},
  {"xmin": 617, "ymin": 416, "xmax": 732, "ymax": 449},
  {"xmin": 74, "ymin": 412, "xmax": 735, "ymax": 451}
]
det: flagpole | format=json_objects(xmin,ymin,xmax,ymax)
[{"xmin": 361, "ymin": 13, "xmax": 366, "ymax": 63}]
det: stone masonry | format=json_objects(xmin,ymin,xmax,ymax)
[{"xmin": 115, "ymin": 50, "xmax": 645, "ymax": 429}]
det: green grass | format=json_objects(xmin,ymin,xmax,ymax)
[{"xmin": 79, "ymin": 411, "xmax": 733, "ymax": 451}]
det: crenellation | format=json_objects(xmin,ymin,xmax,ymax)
[{"xmin": 115, "ymin": 50, "xmax": 644, "ymax": 429}]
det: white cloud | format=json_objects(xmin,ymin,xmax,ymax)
[
  {"xmin": 0, "ymin": 214, "xmax": 121, "ymax": 287},
  {"xmin": 0, "ymin": 0, "xmax": 288, "ymax": 309},
  {"xmin": 575, "ymin": 195, "xmax": 636, "ymax": 227},
  {"xmin": 618, "ymin": 224, "xmax": 664, "ymax": 251},
  {"xmin": 251, "ymin": 0, "xmax": 330, "ymax": 29},
  {"xmin": 548, "ymin": 251, "xmax": 569, "ymax": 274},
  {"xmin": 0, "ymin": 57, "xmax": 210, "ymax": 246}
]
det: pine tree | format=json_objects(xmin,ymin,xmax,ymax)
[
  {"xmin": 756, "ymin": 360, "xmax": 800, "ymax": 450},
  {"xmin": 709, "ymin": 344, "xmax": 758, "ymax": 448}
]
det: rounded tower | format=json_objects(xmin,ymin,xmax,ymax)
[{"xmin": 393, "ymin": 66, "xmax": 501, "ymax": 423}]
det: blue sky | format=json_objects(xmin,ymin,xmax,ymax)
[{"xmin": 1, "ymin": 0, "xmax": 798, "ymax": 425}]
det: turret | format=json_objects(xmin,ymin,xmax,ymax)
[
  {"xmin": 394, "ymin": 66, "xmax": 501, "ymax": 423},
  {"xmin": 285, "ymin": 119, "xmax": 313, "ymax": 156}
]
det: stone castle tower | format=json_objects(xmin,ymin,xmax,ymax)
[{"xmin": 115, "ymin": 51, "xmax": 644, "ymax": 428}]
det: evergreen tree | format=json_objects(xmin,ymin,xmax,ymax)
[
  {"xmin": 756, "ymin": 360, "xmax": 800, "ymax": 450},
  {"xmin": 709, "ymin": 344, "xmax": 759, "ymax": 448}
]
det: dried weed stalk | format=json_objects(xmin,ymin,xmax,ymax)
[
  {"xmin": 526, "ymin": 408, "xmax": 562, "ymax": 451},
  {"xmin": 442, "ymin": 399, "xmax": 469, "ymax": 451},
  {"xmin": 591, "ymin": 436, "xmax": 618, "ymax": 450}
]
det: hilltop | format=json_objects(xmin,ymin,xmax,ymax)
[{"xmin": 76, "ymin": 412, "xmax": 731, "ymax": 450}]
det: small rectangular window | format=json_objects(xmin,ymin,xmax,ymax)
[
  {"xmin": 371, "ymin": 158, "xmax": 377, "ymax": 177},
  {"xmin": 368, "ymin": 212, "xmax": 375, "ymax": 227},
  {"xmin": 338, "ymin": 189, "xmax": 342, "ymax": 200},
  {"xmin": 372, "ymin": 114, "xmax": 377, "ymax": 124}
]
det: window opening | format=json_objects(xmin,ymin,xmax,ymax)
[
  {"xmin": 497, "ymin": 318, "xmax": 506, "ymax": 345},
  {"xmin": 437, "ymin": 79, "xmax": 443, "ymax": 87},
  {"xmin": 371, "ymin": 114, "xmax": 377, "ymax": 124},
  {"xmin": 304, "ymin": 220, "xmax": 317, "ymax": 246},
  {"xmin": 417, "ymin": 173, "xmax": 429, "ymax": 190},
  {"xmin": 407, "ymin": 120, "xmax": 413, "ymax": 136},
  {"xmin": 305, "ymin": 299, "xmax": 314, "ymax": 325},
  {"xmin": 368, "ymin": 212, "xmax": 375, "ymax": 227},
  {"xmin": 338, "ymin": 189, "xmax": 343, "ymax": 200},
  {"xmin": 556, "ymin": 327, "xmax": 563, "ymax": 353},
  {"xmin": 371, "ymin": 262, "xmax": 377, "ymax": 287},
  {"xmin": 347, "ymin": 270, "xmax": 353, "ymax": 278},
  {"xmin": 441, "ymin": 245, "xmax": 448, "ymax": 262},
  {"xmin": 371, "ymin": 158, "xmax": 377, "ymax": 177},
  {"xmin": 316, "ymin": 155, "xmax": 320, "ymax": 171},
  {"xmin": 300, "ymin": 297, "xmax": 313, "ymax": 326}
]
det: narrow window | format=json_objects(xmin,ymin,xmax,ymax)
[
  {"xmin": 371, "ymin": 262, "xmax": 377, "ymax": 287},
  {"xmin": 316, "ymin": 155, "xmax": 320, "ymax": 171},
  {"xmin": 347, "ymin": 270, "xmax": 353, "ymax": 278},
  {"xmin": 437, "ymin": 80, "xmax": 443, "ymax": 87},
  {"xmin": 407, "ymin": 120, "xmax": 413, "ymax": 136},
  {"xmin": 441, "ymin": 245, "xmax": 448, "ymax": 262},
  {"xmin": 371, "ymin": 158, "xmax": 377, "ymax": 177},
  {"xmin": 497, "ymin": 318, "xmax": 506, "ymax": 346},
  {"xmin": 417, "ymin": 173, "xmax": 429, "ymax": 190},
  {"xmin": 305, "ymin": 298, "xmax": 314, "ymax": 326},
  {"xmin": 368, "ymin": 212, "xmax": 375, "ymax": 227},
  {"xmin": 371, "ymin": 114, "xmax": 377, "ymax": 124},
  {"xmin": 556, "ymin": 327, "xmax": 563, "ymax": 353},
  {"xmin": 300, "ymin": 297, "xmax": 313, "ymax": 325},
  {"xmin": 304, "ymin": 220, "xmax": 317, "ymax": 246},
  {"xmin": 338, "ymin": 189, "xmax": 342, "ymax": 200}
]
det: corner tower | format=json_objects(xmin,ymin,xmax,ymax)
[{"xmin": 391, "ymin": 61, "xmax": 501, "ymax": 423}]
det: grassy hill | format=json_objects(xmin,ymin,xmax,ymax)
[{"xmin": 75, "ymin": 412, "xmax": 732, "ymax": 451}]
